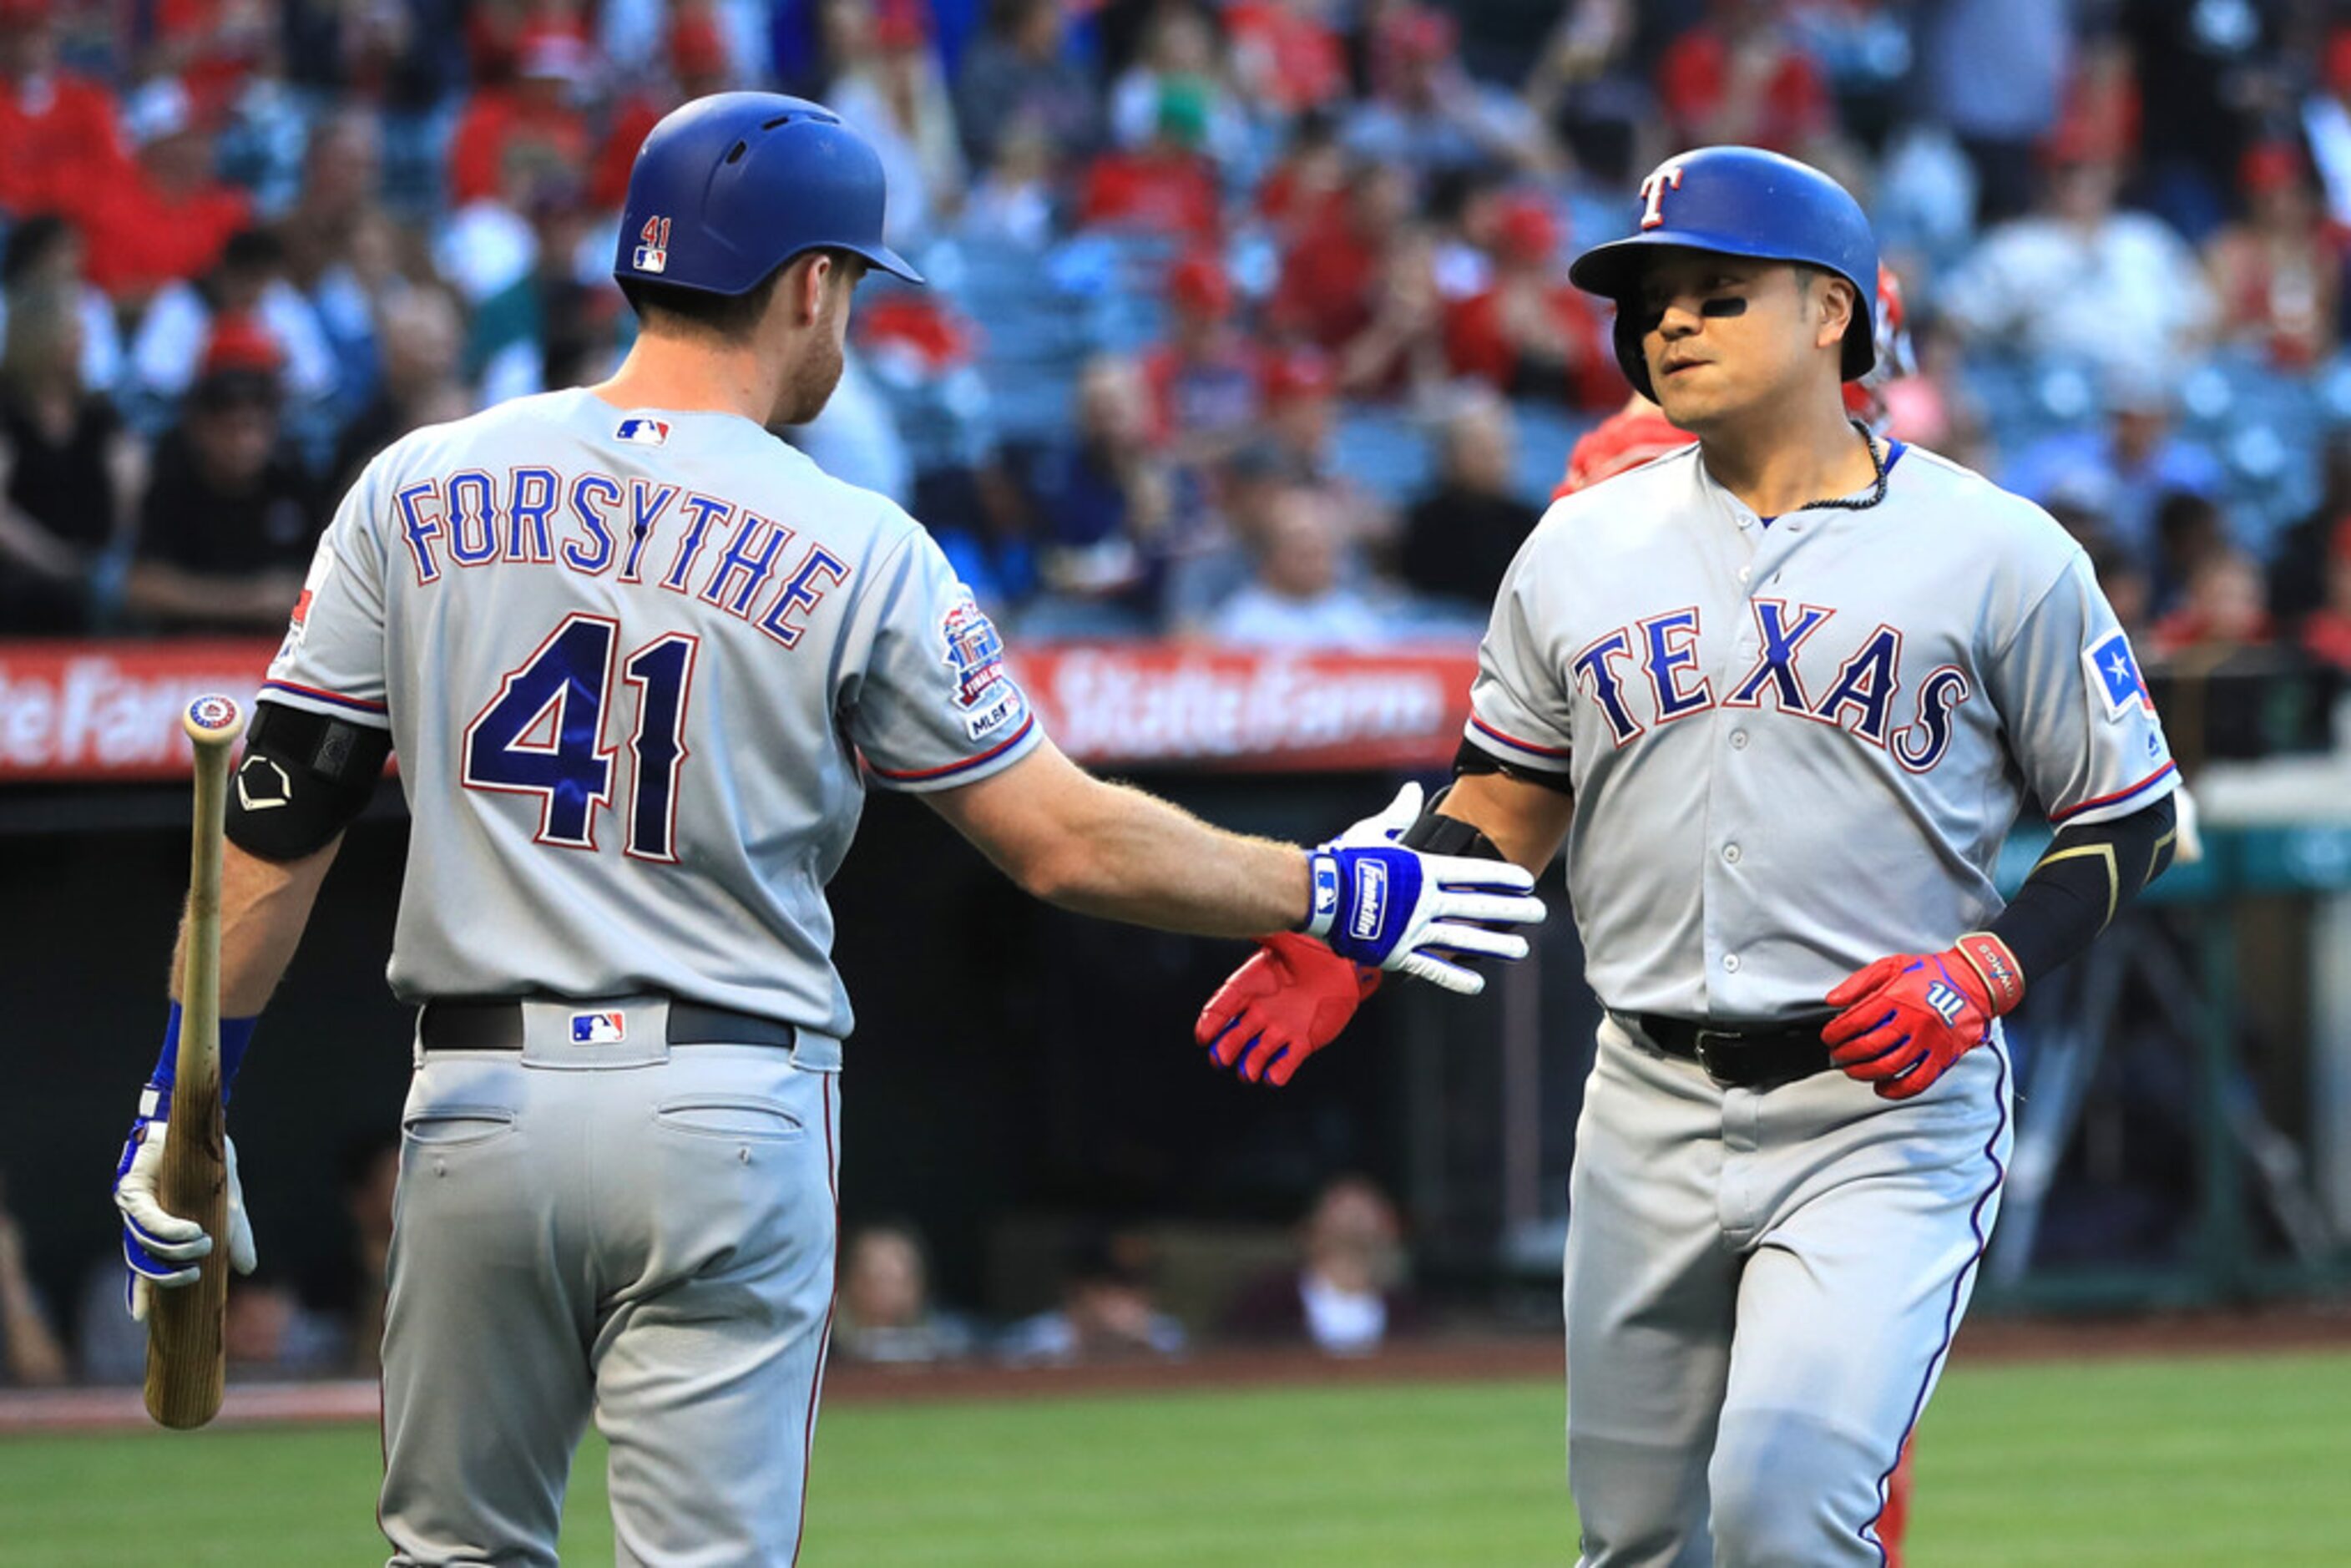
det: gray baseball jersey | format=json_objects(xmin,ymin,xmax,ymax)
[
  {"xmin": 266, "ymin": 387, "xmax": 1040, "ymax": 1039},
  {"xmin": 1465, "ymin": 437, "xmax": 2173, "ymax": 1567},
  {"xmin": 265, "ymin": 387, "xmax": 1040, "ymax": 1566}
]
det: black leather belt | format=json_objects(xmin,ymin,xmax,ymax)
[
  {"xmin": 419, "ymin": 998, "xmax": 797, "ymax": 1052},
  {"xmin": 1617, "ymin": 1012, "xmax": 1835, "ymax": 1090}
]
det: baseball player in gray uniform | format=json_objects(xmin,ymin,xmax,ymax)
[
  {"xmin": 1196, "ymin": 147, "xmax": 2180, "ymax": 1565},
  {"xmin": 106, "ymin": 94, "xmax": 1544, "ymax": 1568}
]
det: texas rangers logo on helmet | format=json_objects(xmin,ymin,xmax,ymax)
[
  {"xmin": 1639, "ymin": 161, "xmax": 1686, "ymax": 230},
  {"xmin": 633, "ymin": 215, "xmax": 672, "ymax": 275}
]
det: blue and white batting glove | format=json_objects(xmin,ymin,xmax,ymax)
[
  {"xmin": 1302, "ymin": 784, "xmax": 1545, "ymax": 996},
  {"xmin": 112, "ymin": 1005, "xmax": 259, "ymax": 1322}
]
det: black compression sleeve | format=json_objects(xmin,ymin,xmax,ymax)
[
  {"xmin": 1988, "ymin": 794, "xmax": 2178, "ymax": 985},
  {"xmin": 1454, "ymin": 738, "xmax": 1574, "ymax": 797}
]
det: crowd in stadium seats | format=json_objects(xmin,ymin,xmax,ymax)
[{"xmin": 3, "ymin": 0, "xmax": 2351, "ymax": 756}]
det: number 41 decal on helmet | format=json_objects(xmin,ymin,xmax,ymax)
[{"xmin": 634, "ymin": 216, "xmax": 672, "ymax": 275}]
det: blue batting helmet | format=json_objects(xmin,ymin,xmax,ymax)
[
  {"xmin": 614, "ymin": 93, "xmax": 923, "ymax": 298},
  {"xmin": 1568, "ymin": 146, "xmax": 1876, "ymax": 400}
]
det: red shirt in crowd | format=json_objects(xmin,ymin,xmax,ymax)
[
  {"xmin": 1556, "ymin": 402, "xmax": 1693, "ymax": 500},
  {"xmin": 1443, "ymin": 285, "xmax": 1619, "ymax": 409},
  {"xmin": 1656, "ymin": 28, "xmax": 1830, "ymax": 154},
  {"xmin": 78, "ymin": 179, "xmax": 251, "ymax": 298},
  {"xmin": 1077, "ymin": 149, "xmax": 1221, "ymax": 243},
  {"xmin": 1225, "ymin": 0, "xmax": 1348, "ymax": 116},
  {"xmin": 0, "ymin": 71, "xmax": 129, "ymax": 220},
  {"xmin": 1271, "ymin": 213, "xmax": 1383, "ymax": 351},
  {"xmin": 1140, "ymin": 340, "xmax": 1263, "ymax": 446},
  {"xmin": 447, "ymin": 89, "xmax": 593, "ymax": 206}
]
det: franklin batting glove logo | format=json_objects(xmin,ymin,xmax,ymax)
[{"xmin": 1349, "ymin": 862, "xmax": 1388, "ymax": 943}]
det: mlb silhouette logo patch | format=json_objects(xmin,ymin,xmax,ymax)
[
  {"xmin": 615, "ymin": 417, "xmax": 670, "ymax": 447},
  {"xmin": 634, "ymin": 215, "xmax": 671, "ymax": 274},
  {"xmin": 571, "ymin": 1012, "xmax": 627, "ymax": 1044}
]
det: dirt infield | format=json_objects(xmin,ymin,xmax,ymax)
[{"xmin": 3, "ymin": 1304, "xmax": 2344, "ymax": 1434}]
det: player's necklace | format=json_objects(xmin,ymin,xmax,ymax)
[{"xmin": 1801, "ymin": 421, "xmax": 1891, "ymax": 514}]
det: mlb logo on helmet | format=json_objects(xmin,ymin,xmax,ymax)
[
  {"xmin": 615, "ymin": 417, "xmax": 671, "ymax": 446},
  {"xmin": 571, "ymin": 1012, "xmax": 627, "ymax": 1044},
  {"xmin": 634, "ymin": 215, "xmax": 672, "ymax": 275}
]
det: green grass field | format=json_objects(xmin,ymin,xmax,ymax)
[{"xmin": 3, "ymin": 1351, "xmax": 2343, "ymax": 1565}]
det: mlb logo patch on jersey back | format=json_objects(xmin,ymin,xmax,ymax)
[
  {"xmin": 615, "ymin": 417, "xmax": 671, "ymax": 447},
  {"xmin": 2083, "ymin": 631, "xmax": 2156, "ymax": 719},
  {"xmin": 571, "ymin": 1011, "xmax": 627, "ymax": 1044}
]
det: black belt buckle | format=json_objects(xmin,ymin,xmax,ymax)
[{"xmin": 1691, "ymin": 1027, "xmax": 1740, "ymax": 1085}]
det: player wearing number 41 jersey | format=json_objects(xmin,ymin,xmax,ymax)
[
  {"xmin": 1197, "ymin": 146, "xmax": 2179, "ymax": 1566},
  {"xmin": 106, "ymin": 94, "xmax": 1544, "ymax": 1568}
]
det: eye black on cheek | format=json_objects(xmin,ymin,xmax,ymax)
[{"xmin": 1700, "ymin": 297, "xmax": 1748, "ymax": 319}]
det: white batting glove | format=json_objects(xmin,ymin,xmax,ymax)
[
  {"xmin": 113, "ymin": 1119, "xmax": 257, "ymax": 1322},
  {"xmin": 1306, "ymin": 784, "xmax": 1547, "ymax": 996}
]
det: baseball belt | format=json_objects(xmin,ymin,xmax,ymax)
[
  {"xmin": 417, "ymin": 998, "xmax": 797, "ymax": 1053},
  {"xmin": 1614, "ymin": 1011, "xmax": 1836, "ymax": 1091}
]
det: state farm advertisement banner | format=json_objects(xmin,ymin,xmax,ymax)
[{"xmin": 0, "ymin": 640, "xmax": 1479, "ymax": 781}]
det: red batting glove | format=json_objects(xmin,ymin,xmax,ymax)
[
  {"xmin": 1196, "ymin": 933, "xmax": 1383, "ymax": 1086},
  {"xmin": 1821, "ymin": 933, "xmax": 2024, "ymax": 1101}
]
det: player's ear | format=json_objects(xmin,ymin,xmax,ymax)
[{"xmin": 1813, "ymin": 274, "xmax": 1857, "ymax": 354}]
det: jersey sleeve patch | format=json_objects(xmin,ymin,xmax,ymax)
[
  {"xmin": 2082, "ymin": 630, "xmax": 2155, "ymax": 721},
  {"xmin": 940, "ymin": 593, "xmax": 1024, "ymax": 744}
]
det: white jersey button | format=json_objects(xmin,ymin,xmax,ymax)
[
  {"xmin": 1722, "ymin": 844, "xmax": 1742, "ymax": 864},
  {"xmin": 1737, "ymin": 565, "xmax": 1752, "ymax": 584},
  {"xmin": 1729, "ymin": 731, "xmax": 1749, "ymax": 749},
  {"xmin": 1722, "ymin": 953, "xmax": 1742, "ymax": 973}
]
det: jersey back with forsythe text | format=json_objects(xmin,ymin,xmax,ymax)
[
  {"xmin": 1466, "ymin": 441, "xmax": 2177, "ymax": 1021},
  {"xmin": 265, "ymin": 389, "xmax": 1042, "ymax": 1039}
]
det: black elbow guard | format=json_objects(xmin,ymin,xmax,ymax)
[
  {"xmin": 1399, "ymin": 783, "xmax": 1509, "ymax": 861},
  {"xmin": 225, "ymin": 700, "xmax": 393, "ymax": 860}
]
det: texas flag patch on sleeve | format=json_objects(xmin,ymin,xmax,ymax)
[{"xmin": 2084, "ymin": 630, "xmax": 2156, "ymax": 719}]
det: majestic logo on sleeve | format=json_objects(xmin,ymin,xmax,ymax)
[
  {"xmin": 1571, "ymin": 600, "xmax": 1974, "ymax": 771},
  {"xmin": 2084, "ymin": 630, "xmax": 2156, "ymax": 719},
  {"xmin": 941, "ymin": 594, "xmax": 1024, "ymax": 741}
]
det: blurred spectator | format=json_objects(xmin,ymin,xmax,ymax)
[
  {"xmin": 1400, "ymin": 394, "xmax": 1537, "ymax": 609},
  {"xmin": 447, "ymin": 24, "xmax": 596, "ymax": 209},
  {"xmin": 1342, "ymin": 4, "xmax": 1555, "ymax": 181},
  {"xmin": 1559, "ymin": 390, "xmax": 1691, "ymax": 499},
  {"xmin": 124, "ymin": 321, "xmax": 321, "ymax": 631},
  {"xmin": 1166, "ymin": 441, "xmax": 1297, "ymax": 631},
  {"xmin": 954, "ymin": 0, "xmax": 1103, "ymax": 173},
  {"xmin": 1272, "ymin": 168, "xmax": 1413, "ymax": 353},
  {"xmin": 998, "ymin": 1230, "xmax": 1186, "ymax": 1365},
  {"xmin": 1335, "ymin": 225, "xmax": 1447, "ymax": 400},
  {"xmin": 78, "ymin": 78, "xmax": 254, "ymax": 303},
  {"xmin": 1206, "ymin": 483, "xmax": 1388, "ymax": 650},
  {"xmin": 0, "ymin": 0, "xmax": 129, "ymax": 225},
  {"xmin": 280, "ymin": 112, "xmax": 394, "ymax": 405},
  {"xmin": 2086, "ymin": 534, "xmax": 2154, "ymax": 647},
  {"xmin": 2002, "ymin": 364, "xmax": 2224, "ymax": 575},
  {"xmin": 211, "ymin": 14, "xmax": 313, "ymax": 220},
  {"xmin": 1656, "ymin": 0, "xmax": 1834, "ymax": 157},
  {"xmin": 1077, "ymin": 79, "xmax": 1222, "ymax": 241},
  {"xmin": 1109, "ymin": 3, "xmax": 1246, "ymax": 166},
  {"xmin": 2153, "ymin": 489, "xmax": 2230, "ymax": 618},
  {"xmin": 1522, "ymin": 0, "xmax": 1644, "ymax": 186},
  {"xmin": 2120, "ymin": 0, "xmax": 2288, "ymax": 245},
  {"xmin": 1939, "ymin": 134, "xmax": 2215, "ymax": 377},
  {"xmin": 331, "ymin": 284, "xmax": 472, "ymax": 496},
  {"xmin": 2154, "ymin": 548, "xmax": 2273, "ymax": 656},
  {"xmin": 1920, "ymin": 0, "xmax": 2070, "ymax": 224},
  {"xmin": 2267, "ymin": 435, "xmax": 2351, "ymax": 630},
  {"xmin": 0, "ymin": 216, "xmax": 122, "ymax": 396},
  {"xmin": 2298, "ymin": 520, "xmax": 2351, "ymax": 673},
  {"xmin": 2304, "ymin": 28, "xmax": 2351, "ymax": 233},
  {"xmin": 1140, "ymin": 253, "xmax": 1262, "ymax": 467},
  {"xmin": 474, "ymin": 187, "xmax": 629, "ymax": 406},
  {"xmin": 0, "ymin": 1169, "xmax": 68, "ymax": 1387},
  {"xmin": 831, "ymin": 0, "xmax": 968, "ymax": 250},
  {"xmin": 0, "ymin": 282, "xmax": 138, "ymax": 633},
  {"xmin": 1224, "ymin": 0, "xmax": 1347, "ymax": 121},
  {"xmin": 1016, "ymin": 354, "xmax": 1173, "ymax": 630},
  {"xmin": 1441, "ymin": 195, "xmax": 1616, "ymax": 408},
  {"xmin": 225, "ymin": 1274, "xmax": 347, "ymax": 1378},
  {"xmin": 1223, "ymin": 1175, "xmax": 1423, "ymax": 1356},
  {"xmin": 958, "ymin": 112, "xmax": 1059, "ymax": 249},
  {"xmin": 834, "ymin": 1223, "xmax": 981, "ymax": 1364},
  {"xmin": 128, "ymin": 229, "xmax": 340, "ymax": 430},
  {"xmin": 592, "ymin": 8, "xmax": 739, "ymax": 214},
  {"xmin": 2202, "ymin": 142, "xmax": 2340, "ymax": 373},
  {"xmin": 1252, "ymin": 108, "xmax": 1347, "ymax": 243}
]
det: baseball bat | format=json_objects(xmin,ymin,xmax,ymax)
[{"xmin": 144, "ymin": 694, "xmax": 245, "ymax": 1430}]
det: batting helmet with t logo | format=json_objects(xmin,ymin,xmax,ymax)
[
  {"xmin": 614, "ymin": 92, "xmax": 924, "ymax": 297},
  {"xmin": 1567, "ymin": 146, "xmax": 1877, "ymax": 401}
]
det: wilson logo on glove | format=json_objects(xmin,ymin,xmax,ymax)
[{"xmin": 1350, "ymin": 862, "xmax": 1388, "ymax": 941}]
